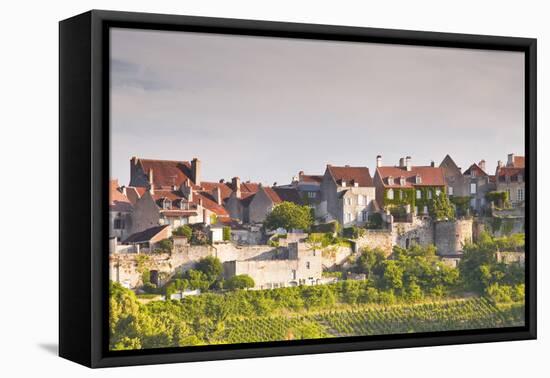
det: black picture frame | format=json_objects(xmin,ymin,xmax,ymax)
[{"xmin": 59, "ymin": 9, "xmax": 537, "ymax": 368}]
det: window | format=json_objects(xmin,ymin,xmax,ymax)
[
  {"xmin": 346, "ymin": 197, "xmax": 352, "ymax": 205},
  {"xmin": 470, "ymin": 183, "xmax": 477, "ymax": 194},
  {"xmin": 345, "ymin": 213, "xmax": 352, "ymax": 222},
  {"xmin": 448, "ymin": 186, "xmax": 454, "ymax": 196},
  {"xmin": 388, "ymin": 176, "xmax": 394, "ymax": 185},
  {"xmin": 292, "ymin": 270, "xmax": 297, "ymax": 280},
  {"xmin": 428, "ymin": 190, "xmax": 432, "ymax": 200},
  {"xmin": 387, "ymin": 189, "xmax": 394, "ymax": 200},
  {"xmin": 307, "ymin": 191, "xmax": 316, "ymax": 198},
  {"xmin": 163, "ymin": 199, "xmax": 171, "ymax": 209},
  {"xmin": 362, "ymin": 211, "xmax": 369, "ymax": 222},
  {"xmin": 399, "ymin": 177, "xmax": 405, "ymax": 186},
  {"xmin": 114, "ymin": 218, "xmax": 124, "ymax": 229},
  {"xmin": 358, "ymin": 195, "xmax": 365, "ymax": 205},
  {"xmin": 435, "ymin": 189, "xmax": 441, "ymax": 197},
  {"xmin": 416, "ymin": 190, "xmax": 422, "ymax": 199},
  {"xmin": 517, "ymin": 188, "xmax": 524, "ymax": 201},
  {"xmin": 415, "ymin": 175, "xmax": 422, "ymax": 184},
  {"xmin": 306, "ymin": 262, "xmax": 311, "ymax": 269}
]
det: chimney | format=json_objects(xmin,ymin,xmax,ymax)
[
  {"xmin": 213, "ymin": 186, "xmax": 222, "ymax": 205},
  {"xmin": 399, "ymin": 157, "xmax": 405, "ymax": 168},
  {"xmin": 191, "ymin": 158, "xmax": 201, "ymax": 186},
  {"xmin": 430, "ymin": 160, "xmax": 435, "ymax": 167},
  {"xmin": 232, "ymin": 177, "xmax": 241, "ymax": 198},
  {"xmin": 376, "ymin": 155, "xmax": 382, "ymax": 168},
  {"xmin": 148, "ymin": 169, "xmax": 154, "ymax": 194},
  {"xmin": 497, "ymin": 160, "xmax": 504, "ymax": 169},
  {"xmin": 479, "ymin": 160, "xmax": 486, "ymax": 172},
  {"xmin": 507, "ymin": 153, "xmax": 515, "ymax": 167},
  {"xmin": 180, "ymin": 178, "xmax": 192, "ymax": 201},
  {"xmin": 406, "ymin": 156, "xmax": 412, "ymax": 171}
]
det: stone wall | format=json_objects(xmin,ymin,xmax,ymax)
[
  {"xmin": 434, "ymin": 219, "xmax": 473, "ymax": 256},
  {"xmin": 392, "ymin": 216, "xmax": 434, "ymax": 250},
  {"xmin": 355, "ymin": 230, "xmax": 393, "ymax": 256}
]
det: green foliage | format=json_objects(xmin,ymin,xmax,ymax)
[
  {"xmin": 311, "ymin": 221, "xmax": 339, "ymax": 234},
  {"xmin": 450, "ymin": 196, "xmax": 471, "ymax": 217},
  {"xmin": 172, "ymin": 225, "xmax": 192, "ymax": 239},
  {"xmin": 210, "ymin": 214, "xmax": 218, "ymax": 224},
  {"xmin": 366, "ymin": 213, "xmax": 384, "ymax": 229},
  {"xmin": 110, "ymin": 279, "xmax": 525, "ymax": 350},
  {"xmin": 226, "ymin": 275, "xmax": 255, "ymax": 290},
  {"xmin": 485, "ymin": 191, "xmax": 510, "ymax": 208},
  {"xmin": 486, "ymin": 283, "xmax": 524, "ymax": 303},
  {"xmin": 156, "ymin": 239, "xmax": 173, "ymax": 253},
  {"xmin": 343, "ymin": 226, "xmax": 366, "ymax": 239},
  {"xmin": 195, "ymin": 256, "xmax": 223, "ymax": 283},
  {"xmin": 429, "ymin": 192, "xmax": 455, "ymax": 220},
  {"xmin": 263, "ymin": 201, "xmax": 313, "ymax": 231},
  {"xmin": 459, "ymin": 232, "xmax": 525, "ymax": 293},
  {"xmin": 353, "ymin": 247, "xmax": 386, "ymax": 279},
  {"xmin": 222, "ymin": 226, "xmax": 231, "ymax": 241}
]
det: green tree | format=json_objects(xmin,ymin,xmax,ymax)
[
  {"xmin": 382, "ymin": 260, "xmax": 403, "ymax": 290},
  {"xmin": 157, "ymin": 239, "xmax": 173, "ymax": 253},
  {"xmin": 263, "ymin": 201, "xmax": 313, "ymax": 231},
  {"xmin": 226, "ymin": 275, "xmax": 255, "ymax": 290},
  {"xmin": 195, "ymin": 256, "xmax": 223, "ymax": 283},
  {"xmin": 355, "ymin": 247, "xmax": 386, "ymax": 279},
  {"xmin": 429, "ymin": 192, "xmax": 455, "ymax": 220},
  {"xmin": 172, "ymin": 225, "xmax": 192, "ymax": 239}
]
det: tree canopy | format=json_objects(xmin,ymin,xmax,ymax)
[{"xmin": 263, "ymin": 201, "xmax": 313, "ymax": 231}]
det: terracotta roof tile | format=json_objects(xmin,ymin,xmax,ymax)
[
  {"xmin": 109, "ymin": 180, "xmax": 133, "ymax": 212},
  {"xmin": 327, "ymin": 166, "xmax": 374, "ymax": 187},
  {"xmin": 463, "ymin": 163, "xmax": 488, "ymax": 177},
  {"xmin": 137, "ymin": 158, "xmax": 193, "ymax": 189},
  {"xmin": 376, "ymin": 166, "xmax": 445, "ymax": 188}
]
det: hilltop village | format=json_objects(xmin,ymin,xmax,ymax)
[{"xmin": 109, "ymin": 154, "xmax": 525, "ymax": 294}]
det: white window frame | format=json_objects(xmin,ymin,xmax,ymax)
[
  {"xmin": 470, "ymin": 183, "xmax": 477, "ymax": 194},
  {"xmin": 416, "ymin": 190, "xmax": 422, "ymax": 199},
  {"xmin": 517, "ymin": 188, "xmax": 524, "ymax": 201},
  {"xmin": 387, "ymin": 189, "xmax": 394, "ymax": 200},
  {"xmin": 448, "ymin": 186, "xmax": 454, "ymax": 196}
]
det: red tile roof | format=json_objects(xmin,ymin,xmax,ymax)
[
  {"xmin": 511, "ymin": 156, "xmax": 525, "ymax": 168},
  {"xmin": 299, "ymin": 173, "xmax": 323, "ymax": 184},
  {"xmin": 193, "ymin": 192, "xmax": 229, "ymax": 217},
  {"xmin": 376, "ymin": 166, "xmax": 445, "ymax": 188},
  {"xmin": 200, "ymin": 181, "xmax": 234, "ymax": 200},
  {"xmin": 137, "ymin": 158, "xmax": 194, "ymax": 189},
  {"xmin": 109, "ymin": 180, "xmax": 133, "ymax": 212},
  {"xmin": 327, "ymin": 165, "xmax": 374, "ymax": 187},
  {"xmin": 496, "ymin": 167, "xmax": 524, "ymax": 180}
]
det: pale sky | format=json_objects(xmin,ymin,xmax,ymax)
[{"xmin": 110, "ymin": 27, "xmax": 525, "ymax": 186}]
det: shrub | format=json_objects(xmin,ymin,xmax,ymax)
[
  {"xmin": 226, "ymin": 275, "xmax": 255, "ymax": 290},
  {"xmin": 223, "ymin": 226, "xmax": 231, "ymax": 241},
  {"xmin": 156, "ymin": 239, "xmax": 173, "ymax": 253},
  {"xmin": 172, "ymin": 225, "xmax": 192, "ymax": 239},
  {"xmin": 264, "ymin": 202, "xmax": 313, "ymax": 231}
]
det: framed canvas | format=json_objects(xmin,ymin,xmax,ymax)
[{"xmin": 59, "ymin": 10, "xmax": 537, "ymax": 368}]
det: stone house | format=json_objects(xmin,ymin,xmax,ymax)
[
  {"xmin": 292, "ymin": 171, "xmax": 323, "ymax": 206},
  {"xmin": 122, "ymin": 224, "xmax": 172, "ymax": 253},
  {"xmin": 223, "ymin": 242, "xmax": 322, "ymax": 289},
  {"xmin": 496, "ymin": 153, "xmax": 525, "ymax": 208},
  {"xmin": 225, "ymin": 177, "xmax": 261, "ymax": 222},
  {"xmin": 248, "ymin": 186, "xmax": 303, "ymax": 224},
  {"xmin": 109, "ymin": 179, "xmax": 133, "ymax": 241},
  {"xmin": 318, "ymin": 164, "xmax": 377, "ymax": 227},
  {"xmin": 463, "ymin": 160, "xmax": 496, "ymax": 212},
  {"xmin": 129, "ymin": 156, "xmax": 202, "ymax": 189},
  {"xmin": 439, "ymin": 154, "xmax": 468, "ymax": 197},
  {"xmin": 373, "ymin": 155, "xmax": 446, "ymax": 217}
]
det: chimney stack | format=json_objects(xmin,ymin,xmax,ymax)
[
  {"xmin": 478, "ymin": 160, "xmax": 486, "ymax": 172},
  {"xmin": 406, "ymin": 156, "xmax": 412, "ymax": 171},
  {"xmin": 213, "ymin": 186, "xmax": 222, "ymax": 205},
  {"xmin": 430, "ymin": 160, "xmax": 435, "ymax": 167},
  {"xmin": 376, "ymin": 155, "xmax": 382, "ymax": 168},
  {"xmin": 191, "ymin": 158, "xmax": 201, "ymax": 186},
  {"xmin": 507, "ymin": 153, "xmax": 515, "ymax": 167},
  {"xmin": 497, "ymin": 160, "xmax": 504, "ymax": 169},
  {"xmin": 399, "ymin": 157, "xmax": 405, "ymax": 168},
  {"xmin": 148, "ymin": 169, "xmax": 154, "ymax": 194},
  {"xmin": 180, "ymin": 178, "xmax": 192, "ymax": 201},
  {"xmin": 232, "ymin": 177, "xmax": 241, "ymax": 198}
]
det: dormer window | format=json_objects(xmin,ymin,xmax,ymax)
[
  {"xmin": 341, "ymin": 180, "xmax": 347, "ymax": 187},
  {"xmin": 518, "ymin": 174, "xmax": 523, "ymax": 182},
  {"xmin": 179, "ymin": 200, "xmax": 188, "ymax": 210},
  {"xmin": 387, "ymin": 188, "xmax": 394, "ymax": 200},
  {"xmin": 163, "ymin": 199, "xmax": 171, "ymax": 209},
  {"xmin": 415, "ymin": 174, "xmax": 422, "ymax": 184},
  {"xmin": 387, "ymin": 176, "xmax": 394, "ymax": 185},
  {"xmin": 399, "ymin": 176, "xmax": 405, "ymax": 186}
]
